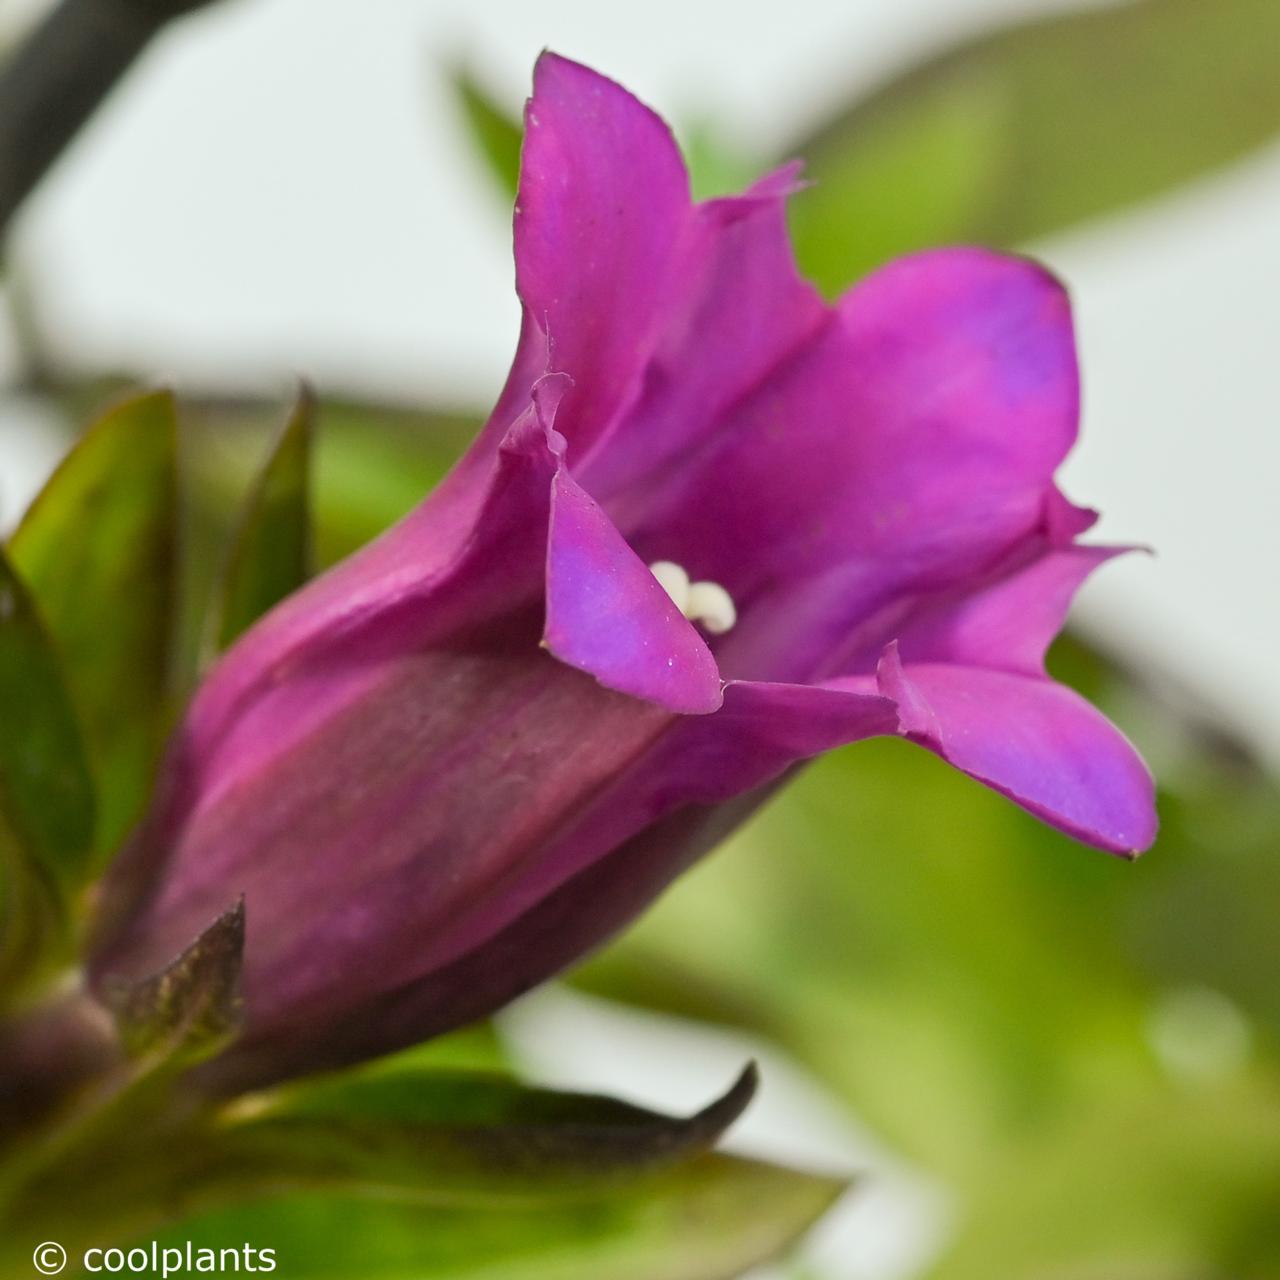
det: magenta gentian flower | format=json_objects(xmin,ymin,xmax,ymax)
[{"xmin": 91, "ymin": 54, "xmax": 1156, "ymax": 1087}]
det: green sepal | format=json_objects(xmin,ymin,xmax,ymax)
[{"xmin": 102, "ymin": 899, "xmax": 244, "ymax": 1066}]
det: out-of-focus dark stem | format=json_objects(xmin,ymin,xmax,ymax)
[
  {"xmin": 0, "ymin": 0, "xmax": 222, "ymax": 237},
  {"xmin": 0, "ymin": 988, "xmax": 121, "ymax": 1144}
]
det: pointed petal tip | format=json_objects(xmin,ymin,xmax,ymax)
[
  {"xmin": 1044, "ymin": 487, "xmax": 1098, "ymax": 542},
  {"xmin": 532, "ymin": 48, "xmax": 572, "ymax": 77},
  {"xmin": 532, "ymin": 49, "xmax": 593, "ymax": 82},
  {"xmin": 529, "ymin": 50, "xmax": 664, "ymax": 124},
  {"xmin": 544, "ymin": 623, "xmax": 725, "ymax": 716},
  {"xmin": 701, "ymin": 160, "xmax": 813, "ymax": 230},
  {"xmin": 1034, "ymin": 784, "xmax": 1158, "ymax": 860},
  {"xmin": 874, "ymin": 655, "xmax": 1158, "ymax": 859},
  {"xmin": 742, "ymin": 159, "xmax": 810, "ymax": 201}
]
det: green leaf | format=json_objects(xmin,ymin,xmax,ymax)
[
  {"xmin": 449, "ymin": 61, "xmax": 522, "ymax": 199},
  {"xmin": 787, "ymin": 0, "xmax": 1280, "ymax": 291},
  {"xmin": 145, "ymin": 1155, "xmax": 842, "ymax": 1280},
  {"xmin": 8, "ymin": 390, "xmax": 178, "ymax": 857},
  {"xmin": 0, "ymin": 548, "xmax": 95, "ymax": 990},
  {"xmin": 0, "ymin": 550, "xmax": 95, "ymax": 885},
  {"xmin": 185, "ymin": 396, "xmax": 478, "ymax": 574},
  {"xmin": 221, "ymin": 1063, "xmax": 759, "ymax": 1202},
  {"xmin": 102, "ymin": 899, "xmax": 244, "ymax": 1065},
  {"xmin": 1, "ymin": 1062, "xmax": 827, "ymax": 1279},
  {"xmin": 205, "ymin": 389, "xmax": 314, "ymax": 655}
]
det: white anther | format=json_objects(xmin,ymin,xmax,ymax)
[
  {"xmin": 648, "ymin": 560, "xmax": 736, "ymax": 635},
  {"xmin": 686, "ymin": 580, "xmax": 737, "ymax": 634},
  {"xmin": 648, "ymin": 560, "xmax": 691, "ymax": 613}
]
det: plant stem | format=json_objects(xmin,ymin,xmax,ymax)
[
  {"xmin": 0, "ymin": 0, "xmax": 223, "ymax": 237},
  {"xmin": 0, "ymin": 986, "xmax": 120, "ymax": 1144}
]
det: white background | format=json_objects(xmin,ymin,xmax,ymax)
[{"xmin": 1, "ymin": 1, "xmax": 1277, "ymax": 1274}]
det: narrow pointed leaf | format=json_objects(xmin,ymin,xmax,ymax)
[
  {"xmin": 1, "ymin": 1063, "xmax": 804, "ymax": 1272},
  {"xmin": 145, "ymin": 1154, "xmax": 844, "ymax": 1280},
  {"xmin": 0, "ymin": 548, "xmax": 95, "ymax": 986},
  {"xmin": 206, "ymin": 389, "xmax": 314, "ymax": 654},
  {"xmin": 449, "ymin": 62, "xmax": 522, "ymax": 198},
  {"xmin": 0, "ymin": 548, "xmax": 95, "ymax": 881},
  {"xmin": 103, "ymin": 899, "xmax": 244, "ymax": 1064},
  {"xmin": 788, "ymin": 0, "xmax": 1280, "ymax": 291},
  {"xmin": 9, "ymin": 390, "xmax": 178, "ymax": 856},
  {"xmin": 185, "ymin": 396, "xmax": 480, "ymax": 572},
  {"xmin": 201, "ymin": 1063, "xmax": 759, "ymax": 1203}
]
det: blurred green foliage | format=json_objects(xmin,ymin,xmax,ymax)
[
  {"xmin": 785, "ymin": 0, "xmax": 1280, "ymax": 291},
  {"xmin": 148, "ymin": 1156, "xmax": 842, "ymax": 1280}
]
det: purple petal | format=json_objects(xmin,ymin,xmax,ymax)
[
  {"xmin": 545, "ymin": 465, "xmax": 722, "ymax": 714},
  {"xmin": 1043, "ymin": 485, "xmax": 1099, "ymax": 544},
  {"xmin": 667, "ymin": 678, "xmax": 901, "ymax": 799},
  {"xmin": 889, "ymin": 543, "xmax": 1133, "ymax": 675},
  {"xmin": 629, "ymin": 248, "xmax": 1080, "ymax": 680},
  {"xmin": 515, "ymin": 53, "xmax": 696, "ymax": 458},
  {"xmin": 873, "ymin": 647, "xmax": 1157, "ymax": 855},
  {"xmin": 391, "ymin": 677, "xmax": 897, "ymax": 986},
  {"xmin": 584, "ymin": 162, "xmax": 826, "ymax": 502},
  {"xmin": 195, "ymin": 674, "xmax": 896, "ymax": 1087}
]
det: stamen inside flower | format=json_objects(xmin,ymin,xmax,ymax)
[
  {"xmin": 685, "ymin": 580, "xmax": 737, "ymax": 634},
  {"xmin": 649, "ymin": 560, "xmax": 736, "ymax": 634}
]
